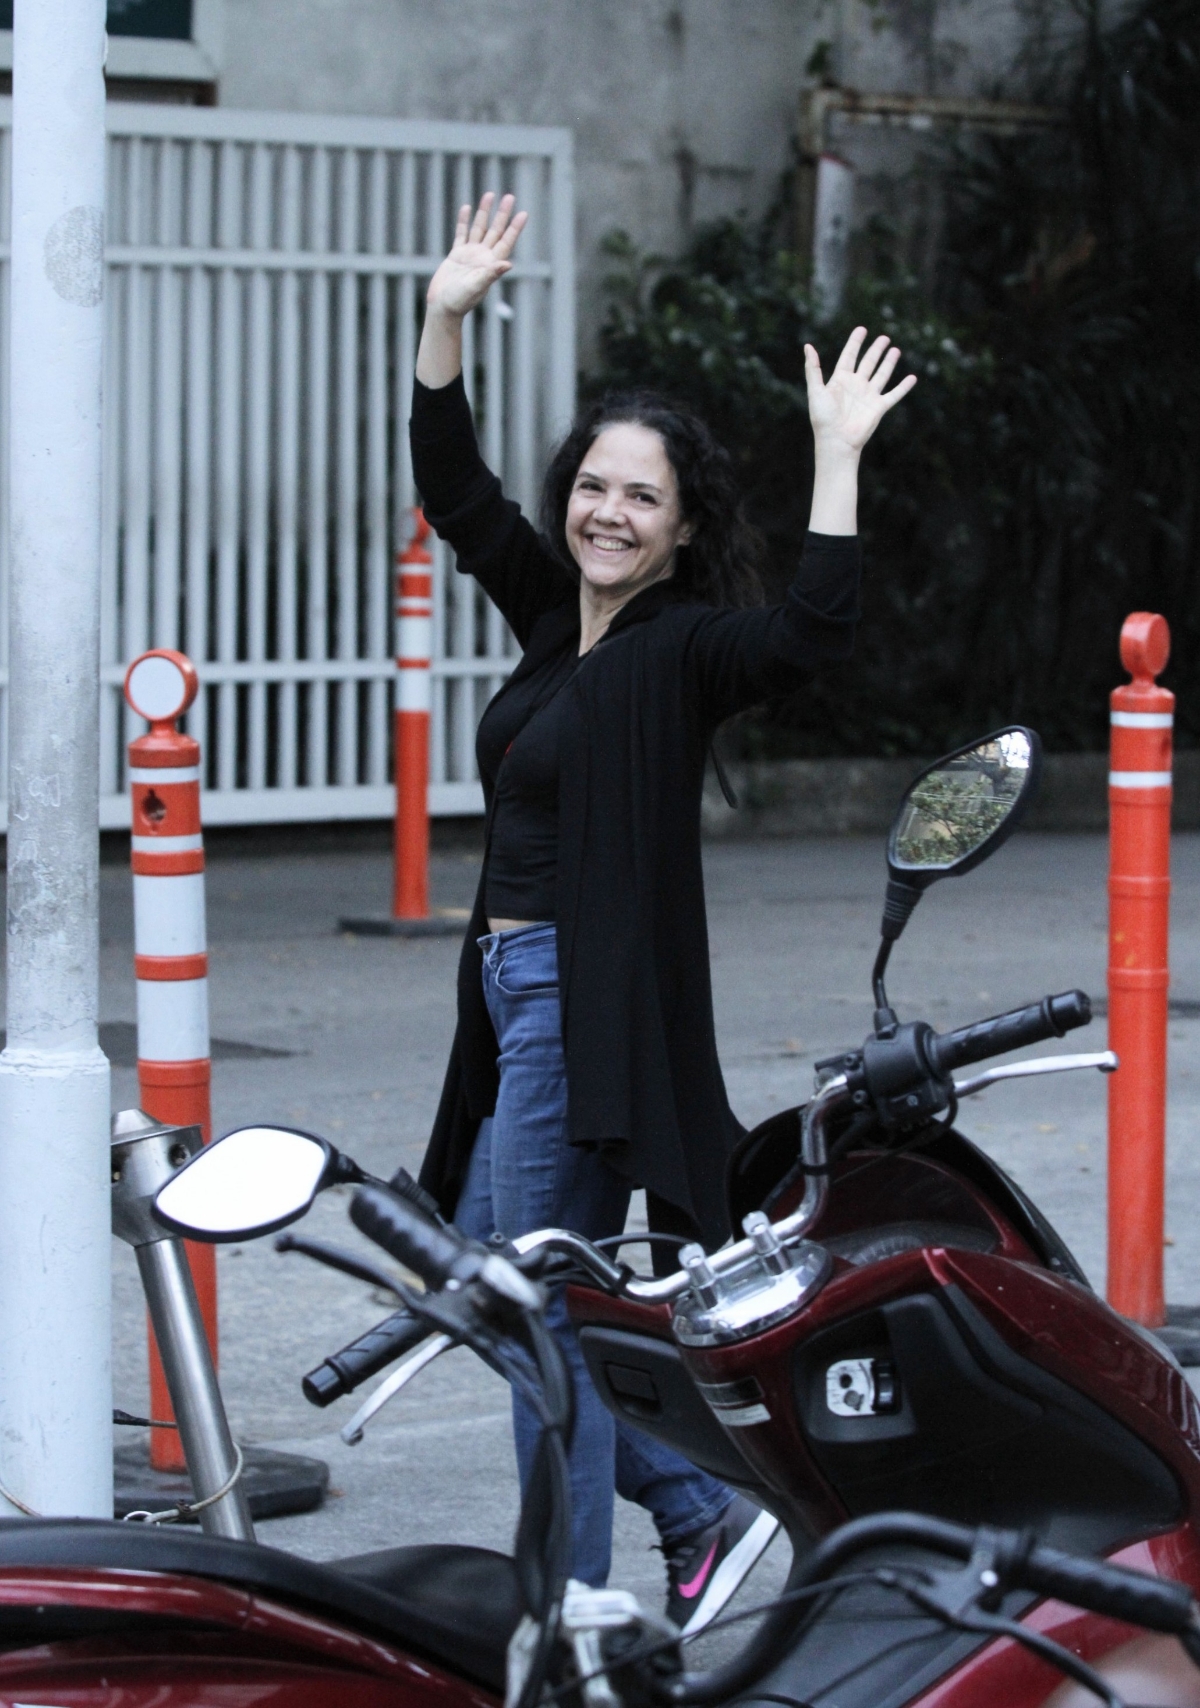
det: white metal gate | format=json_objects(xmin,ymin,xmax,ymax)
[{"xmin": 0, "ymin": 100, "xmax": 575, "ymax": 829}]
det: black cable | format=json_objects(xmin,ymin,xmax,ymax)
[
  {"xmin": 970, "ymin": 1612, "xmax": 1122, "ymax": 1708},
  {"xmin": 526, "ymin": 1307, "xmax": 574, "ymax": 1437},
  {"xmin": 760, "ymin": 1107, "xmax": 883, "ymax": 1217},
  {"xmin": 673, "ymin": 1571, "xmax": 914, "ymax": 1648},
  {"xmin": 512, "ymin": 1307, "xmax": 576, "ymax": 1708},
  {"xmin": 823, "ymin": 1111, "xmax": 960, "ymax": 1196},
  {"xmin": 667, "ymin": 1511, "xmax": 1143, "ymax": 1706},
  {"xmin": 534, "ymin": 1571, "xmax": 889, "ymax": 1706},
  {"xmin": 890, "ymin": 1577, "xmax": 1124, "ymax": 1708},
  {"xmin": 594, "ymin": 1233, "xmax": 692, "ymax": 1253},
  {"xmin": 549, "ymin": 1559, "xmax": 1129, "ymax": 1708}
]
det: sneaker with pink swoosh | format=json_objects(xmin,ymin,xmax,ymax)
[{"xmin": 663, "ymin": 1494, "xmax": 779, "ymax": 1634}]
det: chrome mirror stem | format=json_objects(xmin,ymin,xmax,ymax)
[{"xmin": 771, "ymin": 1074, "xmax": 848, "ymax": 1245}]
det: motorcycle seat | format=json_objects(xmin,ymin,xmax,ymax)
[
  {"xmin": 0, "ymin": 1519, "xmax": 521, "ymax": 1692},
  {"xmin": 335, "ymin": 1541, "xmax": 524, "ymax": 1683}
]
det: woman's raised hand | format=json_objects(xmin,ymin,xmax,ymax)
[
  {"xmin": 803, "ymin": 327, "xmax": 917, "ymax": 457},
  {"xmin": 426, "ymin": 192, "xmax": 529, "ymax": 320}
]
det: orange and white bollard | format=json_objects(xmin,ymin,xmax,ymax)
[
  {"xmin": 124, "ymin": 649, "xmax": 216, "ymax": 1472},
  {"xmin": 1106, "ymin": 612, "xmax": 1173, "ymax": 1328},
  {"xmin": 340, "ymin": 510, "xmax": 462, "ymax": 937},
  {"xmin": 393, "ymin": 511, "xmax": 434, "ymax": 921}
]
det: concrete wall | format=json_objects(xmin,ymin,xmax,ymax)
[
  {"xmin": 702, "ymin": 752, "xmax": 1200, "ymax": 839},
  {"xmin": 214, "ymin": 0, "xmax": 1051, "ymax": 343}
]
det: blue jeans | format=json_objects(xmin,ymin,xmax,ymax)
[{"xmin": 455, "ymin": 922, "xmax": 733, "ymax": 1587}]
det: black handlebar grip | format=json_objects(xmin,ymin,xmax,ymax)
[
  {"xmin": 301, "ymin": 1307, "xmax": 428, "ymax": 1407},
  {"xmin": 928, "ymin": 990, "xmax": 1092, "ymax": 1076},
  {"xmin": 1024, "ymin": 1543, "xmax": 1195, "ymax": 1634},
  {"xmin": 350, "ymin": 1183, "xmax": 480, "ymax": 1290}
]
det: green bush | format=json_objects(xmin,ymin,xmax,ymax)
[{"xmin": 584, "ymin": 0, "xmax": 1200, "ymax": 758}]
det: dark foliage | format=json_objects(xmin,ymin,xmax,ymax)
[{"xmin": 585, "ymin": 0, "xmax": 1200, "ymax": 756}]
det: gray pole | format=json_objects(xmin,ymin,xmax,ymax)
[
  {"xmin": 0, "ymin": 0, "xmax": 112, "ymax": 1516},
  {"xmin": 111, "ymin": 1112, "xmax": 255, "ymax": 1541}
]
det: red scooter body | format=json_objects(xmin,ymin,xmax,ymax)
[
  {"xmin": 4, "ymin": 712, "xmax": 1192, "ymax": 1706},
  {"xmin": 2, "ymin": 1137, "xmax": 1196, "ymax": 1708},
  {"xmin": 0, "ymin": 1524, "xmax": 518, "ymax": 1707},
  {"xmin": 569, "ymin": 1117, "xmax": 1200, "ymax": 1705}
]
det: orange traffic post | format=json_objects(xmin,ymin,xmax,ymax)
[
  {"xmin": 393, "ymin": 510, "xmax": 434, "ymax": 920},
  {"xmin": 339, "ymin": 509, "xmax": 461, "ymax": 937},
  {"xmin": 124, "ymin": 649, "xmax": 216, "ymax": 1472},
  {"xmin": 1107, "ymin": 612, "xmax": 1173, "ymax": 1327}
]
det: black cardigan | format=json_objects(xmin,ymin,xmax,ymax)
[{"xmin": 413, "ymin": 375, "xmax": 862, "ymax": 1250}]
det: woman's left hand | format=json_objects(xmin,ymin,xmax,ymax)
[{"xmin": 804, "ymin": 327, "xmax": 917, "ymax": 458}]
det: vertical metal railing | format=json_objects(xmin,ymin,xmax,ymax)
[{"xmin": 0, "ymin": 102, "xmax": 575, "ymax": 828}]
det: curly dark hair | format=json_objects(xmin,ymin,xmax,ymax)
[{"xmin": 539, "ymin": 390, "xmax": 765, "ymax": 608}]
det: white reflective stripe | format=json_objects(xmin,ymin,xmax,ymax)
[
  {"xmin": 397, "ymin": 674, "xmax": 432, "ymax": 714},
  {"xmin": 129, "ymin": 765, "xmax": 201, "ymax": 785},
  {"xmin": 136, "ymin": 976, "xmax": 210, "ymax": 1061},
  {"xmin": 133, "ymin": 872, "xmax": 208, "ymax": 956},
  {"xmin": 131, "ymin": 833, "xmax": 204, "ymax": 854},
  {"xmin": 1109, "ymin": 771, "xmax": 1172, "ymax": 788},
  {"xmin": 399, "ymin": 614, "xmax": 433, "ymax": 660},
  {"xmin": 1111, "ymin": 711, "xmax": 1173, "ymax": 729}
]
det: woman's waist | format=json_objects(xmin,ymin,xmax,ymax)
[{"xmin": 483, "ymin": 918, "xmax": 554, "ymax": 940}]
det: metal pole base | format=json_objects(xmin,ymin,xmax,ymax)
[
  {"xmin": 339, "ymin": 910, "xmax": 469, "ymax": 937},
  {"xmin": 114, "ymin": 1442, "xmax": 329, "ymax": 1522}
]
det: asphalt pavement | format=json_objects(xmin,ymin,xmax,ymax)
[{"xmin": 5, "ymin": 827, "xmax": 1200, "ymax": 1641}]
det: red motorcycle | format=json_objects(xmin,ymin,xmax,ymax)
[
  {"xmin": 3, "ymin": 724, "xmax": 1200, "ymax": 1708},
  {"xmin": 542, "ymin": 725, "xmax": 1200, "ymax": 1706}
]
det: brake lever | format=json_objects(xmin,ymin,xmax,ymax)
[
  {"xmin": 275, "ymin": 1231, "xmax": 405, "ymax": 1297},
  {"xmin": 340, "ymin": 1332, "xmax": 455, "ymax": 1445},
  {"xmin": 954, "ymin": 1049, "xmax": 1118, "ymax": 1100}
]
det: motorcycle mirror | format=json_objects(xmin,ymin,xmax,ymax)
[
  {"xmin": 872, "ymin": 726, "xmax": 1041, "ymax": 1031},
  {"xmin": 153, "ymin": 1124, "xmax": 359, "ymax": 1242}
]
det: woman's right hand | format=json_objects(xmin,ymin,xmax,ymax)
[{"xmin": 426, "ymin": 192, "xmax": 528, "ymax": 320}]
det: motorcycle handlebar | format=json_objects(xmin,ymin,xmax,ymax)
[
  {"xmin": 829, "ymin": 1515, "xmax": 1194, "ymax": 1634},
  {"xmin": 928, "ymin": 990, "xmax": 1092, "ymax": 1076},
  {"xmin": 350, "ymin": 1184, "xmax": 480, "ymax": 1290},
  {"xmin": 673, "ymin": 1511, "xmax": 1195, "ymax": 1706},
  {"xmin": 386, "ymin": 1164, "xmax": 445, "ymax": 1225},
  {"xmin": 1021, "ymin": 1538, "xmax": 1196, "ymax": 1634},
  {"xmin": 302, "ymin": 1307, "xmax": 429, "ymax": 1407}
]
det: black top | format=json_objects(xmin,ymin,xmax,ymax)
[
  {"xmin": 411, "ymin": 374, "xmax": 861, "ymax": 1248},
  {"xmin": 477, "ymin": 646, "xmax": 578, "ymax": 922}
]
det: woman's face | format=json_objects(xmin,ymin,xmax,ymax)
[{"xmin": 565, "ymin": 423, "xmax": 693, "ymax": 599}]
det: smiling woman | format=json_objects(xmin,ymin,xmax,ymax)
[
  {"xmin": 407, "ymin": 192, "xmax": 914, "ymax": 1618},
  {"xmin": 542, "ymin": 388, "xmax": 767, "ymax": 624},
  {"xmin": 568, "ymin": 422, "xmax": 691, "ymax": 624}
]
